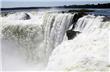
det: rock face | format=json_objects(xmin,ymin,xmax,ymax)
[
  {"xmin": 21, "ymin": 13, "xmax": 30, "ymax": 20},
  {"xmin": 66, "ymin": 30, "xmax": 80, "ymax": 40},
  {"xmin": 71, "ymin": 12, "xmax": 87, "ymax": 30},
  {"xmin": 66, "ymin": 12, "xmax": 86, "ymax": 40},
  {"xmin": 73, "ymin": 12, "xmax": 87, "ymax": 23},
  {"xmin": 103, "ymin": 16, "xmax": 110, "ymax": 22}
]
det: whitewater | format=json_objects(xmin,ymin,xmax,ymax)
[{"xmin": 0, "ymin": 11, "xmax": 110, "ymax": 71}]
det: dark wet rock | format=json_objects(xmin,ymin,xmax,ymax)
[
  {"xmin": 20, "ymin": 13, "xmax": 31, "ymax": 20},
  {"xmin": 71, "ymin": 12, "xmax": 87, "ymax": 30},
  {"xmin": 1, "ymin": 12, "xmax": 8, "ymax": 17},
  {"xmin": 72, "ymin": 12, "xmax": 86, "ymax": 23},
  {"xmin": 61, "ymin": 11, "xmax": 65, "ymax": 13},
  {"xmin": 66, "ymin": 30, "xmax": 80, "ymax": 40},
  {"xmin": 0, "ymin": 12, "xmax": 15, "ymax": 17},
  {"xmin": 103, "ymin": 16, "xmax": 110, "ymax": 22}
]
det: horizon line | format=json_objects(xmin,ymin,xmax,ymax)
[{"xmin": 1, "ymin": 1, "xmax": 110, "ymax": 8}]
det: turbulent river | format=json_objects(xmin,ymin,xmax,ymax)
[{"xmin": 0, "ymin": 10, "xmax": 110, "ymax": 71}]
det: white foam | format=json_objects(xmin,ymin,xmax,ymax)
[
  {"xmin": 0, "ymin": 12, "xmax": 74, "ymax": 71},
  {"xmin": 46, "ymin": 15, "xmax": 110, "ymax": 71}
]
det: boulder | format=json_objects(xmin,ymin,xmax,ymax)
[{"xmin": 66, "ymin": 30, "xmax": 80, "ymax": 40}]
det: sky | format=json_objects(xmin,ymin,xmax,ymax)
[{"xmin": 1, "ymin": 0, "xmax": 110, "ymax": 8}]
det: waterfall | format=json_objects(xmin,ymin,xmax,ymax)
[
  {"xmin": 1, "ymin": 11, "xmax": 110, "ymax": 71},
  {"xmin": 43, "ymin": 13, "xmax": 74, "ymax": 57},
  {"xmin": 1, "ymin": 12, "xmax": 74, "ymax": 70},
  {"xmin": 73, "ymin": 15, "xmax": 104, "ymax": 33},
  {"xmin": 46, "ymin": 15, "xmax": 110, "ymax": 71}
]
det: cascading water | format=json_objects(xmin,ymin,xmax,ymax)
[
  {"xmin": 1, "ymin": 12, "xmax": 46, "ymax": 70},
  {"xmin": 43, "ymin": 13, "xmax": 74, "ymax": 57},
  {"xmin": 46, "ymin": 15, "xmax": 110, "ymax": 71},
  {"xmin": 0, "ymin": 12, "xmax": 74, "ymax": 70},
  {"xmin": 73, "ymin": 15, "xmax": 105, "ymax": 33},
  {"xmin": 0, "ymin": 11, "xmax": 110, "ymax": 71}
]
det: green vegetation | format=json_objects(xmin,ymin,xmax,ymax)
[
  {"xmin": 58, "ymin": 3, "xmax": 110, "ymax": 8},
  {"xmin": 68, "ymin": 9, "xmax": 94, "ymax": 13}
]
